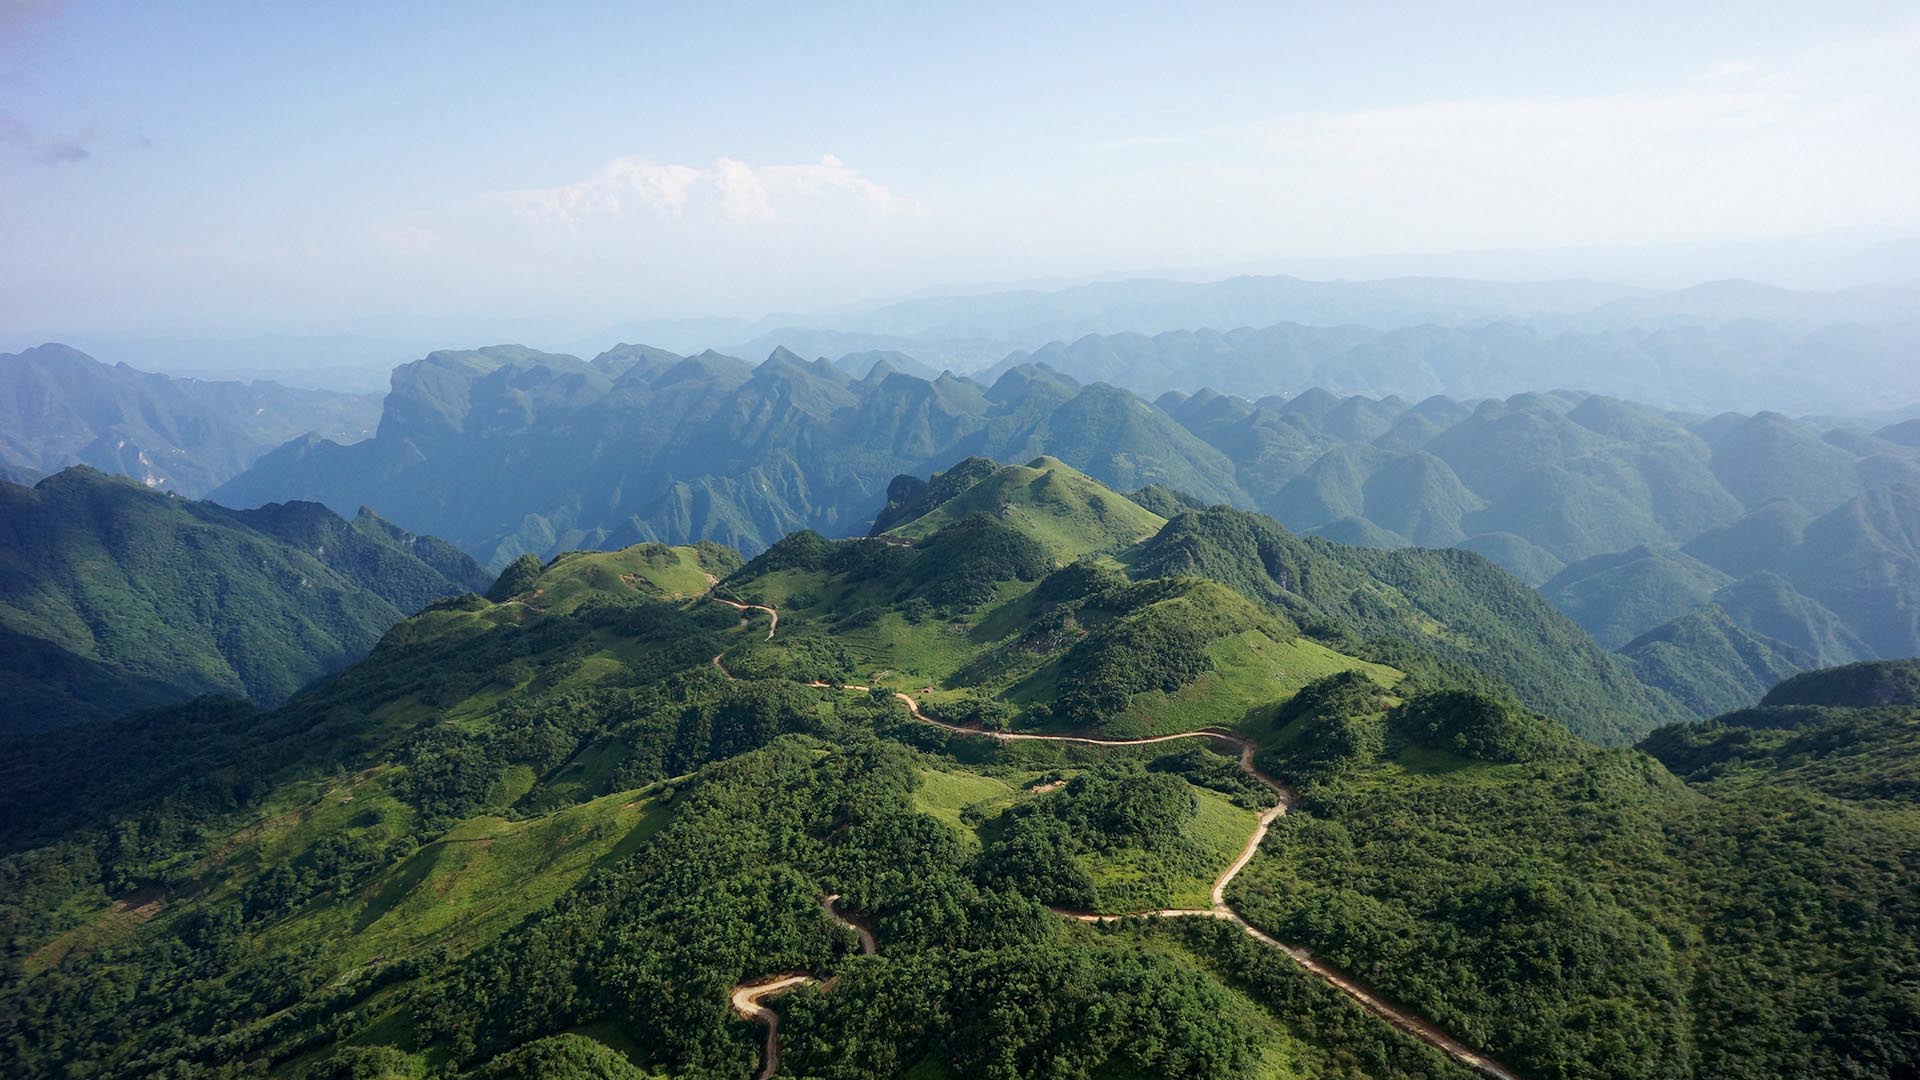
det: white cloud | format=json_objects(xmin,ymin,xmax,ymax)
[
  {"xmin": 496, "ymin": 153, "xmax": 911, "ymax": 232},
  {"xmin": 346, "ymin": 153, "xmax": 922, "ymax": 316}
]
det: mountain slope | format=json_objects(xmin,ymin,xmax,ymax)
[
  {"xmin": 1619, "ymin": 605, "xmax": 1810, "ymax": 716},
  {"xmin": 1759, "ymin": 659, "xmax": 1920, "ymax": 709},
  {"xmin": 1126, "ymin": 506, "xmax": 1687, "ymax": 743},
  {"xmin": 1156, "ymin": 387, "xmax": 1920, "ymax": 688},
  {"xmin": 805, "ymin": 461, "xmax": 1679, "ymax": 744},
  {"xmin": 213, "ymin": 347, "xmax": 1245, "ymax": 568},
  {"xmin": 876, "ymin": 456, "xmax": 1166, "ymax": 560},
  {"xmin": 1232, "ymin": 664, "xmax": 1920, "ymax": 1080},
  {"xmin": 3, "ymin": 456, "xmax": 1915, "ymax": 1080},
  {"xmin": 1540, "ymin": 547, "xmax": 1732, "ymax": 649},
  {"xmin": 0, "ymin": 468, "xmax": 488, "ymax": 731},
  {"xmin": 0, "ymin": 343, "xmax": 380, "ymax": 496}
]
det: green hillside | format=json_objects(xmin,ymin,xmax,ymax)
[
  {"xmin": 488, "ymin": 543, "xmax": 743, "ymax": 613},
  {"xmin": 1642, "ymin": 664, "xmax": 1920, "ymax": 807},
  {"xmin": 1227, "ymin": 672, "xmax": 1920, "ymax": 1080},
  {"xmin": 1619, "ymin": 605, "xmax": 1809, "ymax": 715},
  {"xmin": 0, "ymin": 468, "xmax": 490, "ymax": 731},
  {"xmin": 0, "ymin": 498, "xmax": 1476, "ymax": 1080},
  {"xmin": 1540, "ymin": 547, "xmax": 1731, "ymax": 649},
  {"xmin": 1759, "ymin": 658, "xmax": 1920, "ymax": 709},
  {"xmin": 1125, "ymin": 506, "xmax": 1686, "ymax": 743},
  {"xmin": 877, "ymin": 456, "xmax": 1166, "ymax": 560},
  {"xmin": 3, "ymin": 460, "xmax": 1914, "ymax": 1080}
]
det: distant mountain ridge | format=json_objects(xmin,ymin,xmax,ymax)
[
  {"xmin": 978, "ymin": 319, "xmax": 1920, "ymax": 415},
  {"xmin": 213, "ymin": 344, "xmax": 1249, "ymax": 569},
  {"xmin": 719, "ymin": 274, "xmax": 1653, "ymax": 365},
  {"xmin": 207, "ymin": 340, "xmax": 1920, "ymax": 718},
  {"xmin": 1147, "ymin": 384, "xmax": 1920, "ymax": 712},
  {"xmin": 706, "ymin": 272, "xmax": 1917, "ymax": 383},
  {"xmin": 0, "ymin": 343, "xmax": 381, "ymax": 496}
]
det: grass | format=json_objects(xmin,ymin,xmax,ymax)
[
  {"xmin": 754, "ymin": 572, "xmax": 1041, "ymax": 691},
  {"xmin": 1007, "ymin": 630, "xmax": 1402, "ymax": 740},
  {"xmin": 1389, "ymin": 743, "xmax": 1497, "ymax": 776},
  {"xmin": 329, "ymin": 787, "xmax": 669, "ymax": 966},
  {"xmin": 1101, "ymin": 633, "xmax": 1368, "ymax": 737},
  {"xmin": 528, "ymin": 544, "xmax": 729, "ymax": 613},
  {"xmin": 912, "ymin": 768, "xmax": 1018, "ymax": 847},
  {"xmin": 884, "ymin": 458, "xmax": 1167, "ymax": 562},
  {"xmin": 22, "ymin": 888, "xmax": 163, "ymax": 977},
  {"xmin": 1078, "ymin": 787, "xmax": 1259, "ymax": 910},
  {"xmin": 206, "ymin": 783, "xmax": 674, "ymax": 981}
]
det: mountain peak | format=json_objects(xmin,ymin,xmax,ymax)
[{"xmin": 876, "ymin": 455, "xmax": 1165, "ymax": 560}]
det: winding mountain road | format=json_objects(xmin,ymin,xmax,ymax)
[
  {"xmin": 712, "ymin": 595, "xmax": 1518, "ymax": 1080},
  {"xmin": 729, "ymin": 894, "xmax": 874, "ymax": 1080},
  {"xmin": 712, "ymin": 596, "xmax": 778, "ymax": 639}
]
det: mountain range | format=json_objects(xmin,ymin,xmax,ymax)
[
  {"xmin": 186, "ymin": 338, "xmax": 1917, "ymax": 717},
  {"xmin": 0, "ymin": 343, "xmax": 381, "ymax": 497},
  {"xmin": 208, "ymin": 344, "xmax": 1250, "ymax": 570},
  {"xmin": 3, "ymin": 454, "xmax": 1912, "ymax": 1079},
  {"xmin": 647, "ymin": 273, "xmax": 1919, "ymax": 390},
  {"xmin": 982, "ymin": 318, "xmax": 1920, "ymax": 414},
  {"xmin": 1156, "ymin": 385, "xmax": 1920, "ymax": 712}
]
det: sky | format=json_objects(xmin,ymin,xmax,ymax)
[{"xmin": 3, "ymin": 1, "xmax": 1919, "ymax": 346}]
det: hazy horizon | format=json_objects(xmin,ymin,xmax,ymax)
[{"xmin": 5, "ymin": 2, "xmax": 1919, "ymax": 351}]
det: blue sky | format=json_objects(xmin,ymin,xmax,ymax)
[{"xmin": 3, "ymin": 2, "xmax": 1917, "ymax": 342}]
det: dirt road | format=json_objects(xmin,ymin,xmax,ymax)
[
  {"xmin": 716, "ymin": 595, "xmax": 1520, "ymax": 1080},
  {"xmin": 726, "ymin": 894, "xmax": 873, "ymax": 1080},
  {"xmin": 711, "ymin": 596, "xmax": 777, "ymax": 639}
]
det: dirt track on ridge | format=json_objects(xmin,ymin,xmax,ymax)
[{"xmin": 713, "ymin": 594, "xmax": 1519, "ymax": 1080}]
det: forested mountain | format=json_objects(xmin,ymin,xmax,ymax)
[
  {"xmin": 0, "ymin": 344, "xmax": 381, "ymax": 497},
  {"xmin": 199, "ymin": 340, "xmax": 1920, "ymax": 718},
  {"xmin": 1237, "ymin": 661, "xmax": 1920, "ymax": 1080},
  {"xmin": 1758, "ymin": 658, "xmax": 1920, "ymax": 709},
  {"xmin": 0, "ymin": 468, "xmax": 489, "ymax": 732},
  {"xmin": 4, "ymin": 457, "xmax": 1912, "ymax": 1080},
  {"xmin": 211, "ymin": 344, "xmax": 1247, "ymax": 569},
  {"xmin": 1148, "ymin": 386, "xmax": 1920, "ymax": 714},
  {"xmin": 977, "ymin": 318, "xmax": 1920, "ymax": 414}
]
